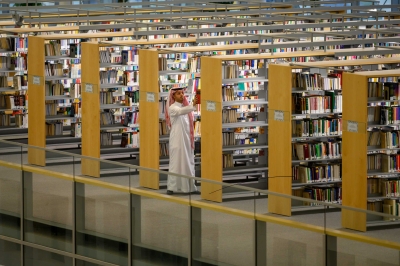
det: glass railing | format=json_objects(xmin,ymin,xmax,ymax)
[{"xmin": 0, "ymin": 139, "xmax": 399, "ymax": 266}]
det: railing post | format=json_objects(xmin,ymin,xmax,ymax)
[
  {"xmin": 191, "ymin": 206, "xmax": 201, "ymax": 266},
  {"xmin": 131, "ymin": 194, "xmax": 141, "ymax": 263},
  {"xmin": 256, "ymin": 220, "xmax": 267, "ymax": 266},
  {"xmin": 326, "ymin": 235, "xmax": 337, "ymax": 266}
]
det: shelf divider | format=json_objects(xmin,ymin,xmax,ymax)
[
  {"xmin": 139, "ymin": 49, "xmax": 160, "ymax": 189},
  {"xmin": 268, "ymin": 64, "xmax": 293, "ymax": 216},
  {"xmin": 28, "ymin": 36, "xmax": 46, "ymax": 166},
  {"xmin": 81, "ymin": 42, "xmax": 101, "ymax": 178}
]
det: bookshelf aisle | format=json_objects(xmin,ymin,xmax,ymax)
[
  {"xmin": 342, "ymin": 69, "xmax": 400, "ymax": 232},
  {"xmin": 28, "ymin": 35, "xmax": 82, "ymax": 166},
  {"xmin": 268, "ymin": 58, "xmax": 400, "ymax": 217},
  {"xmin": 268, "ymin": 63, "xmax": 343, "ymax": 216},
  {"xmin": 0, "ymin": 37, "xmax": 28, "ymax": 136},
  {"xmin": 81, "ymin": 41, "xmax": 139, "ymax": 178},
  {"xmin": 201, "ymin": 55, "xmax": 269, "ymax": 203}
]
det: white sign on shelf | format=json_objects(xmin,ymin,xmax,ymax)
[
  {"xmin": 274, "ymin": 110, "xmax": 285, "ymax": 121},
  {"xmin": 85, "ymin": 83, "xmax": 93, "ymax": 93},
  {"xmin": 146, "ymin": 92, "xmax": 155, "ymax": 102},
  {"xmin": 347, "ymin": 120, "xmax": 358, "ymax": 133},
  {"xmin": 206, "ymin": 101, "xmax": 216, "ymax": 112},
  {"xmin": 32, "ymin": 76, "xmax": 41, "ymax": 85}
]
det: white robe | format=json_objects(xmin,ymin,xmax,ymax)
[{"xmin": 167, "ymin": 102, "xmax": 197, "ymax": 193}]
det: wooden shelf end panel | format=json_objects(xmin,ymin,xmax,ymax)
[
  {"xmin": 81, "ymin": 42, "xmax": 100, "ymax": 176},
  {"xmin": 201, "ymin": 56, "xmax": 223, "ymax": 203},
  {"xmin": 268, "ymin": 64, "xmax": 293, "ymax": 216},
  {"xmin": 139, "ymin": 49, "xmax": 160, "ymax": 189},
  {"xmin": 342, "ymin": 73, "xmax": 368, "ymax": 231},
  {"xmin": 28, "ymin": 36, "xmax": 45, "ymax": 166}
]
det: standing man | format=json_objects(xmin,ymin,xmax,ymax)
[{"xmin": 165, "ymin": 88, "xmax": 198, "ymax": 195}]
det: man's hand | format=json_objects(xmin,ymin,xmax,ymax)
[{"xmin": 192, "ymin": 96, "xmax": 198, "ymax": 106}]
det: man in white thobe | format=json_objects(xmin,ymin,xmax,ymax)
[{"xmin": 165, "ymin": 88, "xmax": 198, "ymax": 195}]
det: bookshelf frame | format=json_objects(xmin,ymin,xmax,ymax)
[
  {"xmin": 268, "ymin": 59, "xmax": 400, "ymax": 218},
  {"xmin": 200, "ymin": 51, "xmax": 338, "ymax": 203},
  {"xmin": 342, "ymin": 69, "xmax": 400, "ymax": 232}
]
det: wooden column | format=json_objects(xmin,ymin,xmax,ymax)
[
  {"xmin": 342, "ymin": 73, "xmax": 368, "ymax": 232},
  {"xmin": 267, "ymin": 64, "xmax": 292, "ymax": 216},
  {"xmin": 139, "ymin": 49, "xmax": 160, "ymax": 189},
  {"xmin": 200, "ymin": 57, "xmax": 223, "ymax": 202},
  {"xmin": 28, "ymin": 36, "xmax": 46, "ymax": 166},
  {"xmin": 81, "ymin": 42, "xmax": 101, "ymax": 178}
]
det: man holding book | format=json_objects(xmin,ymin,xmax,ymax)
[{"xmin": 165, "ymin": 88, "xmax": 199, "ymax": 195}]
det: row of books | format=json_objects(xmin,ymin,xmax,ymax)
[
  {"xmin": 125, "ymin": 90, "xmax": 139, "ymax": 106},
  {"xmin": 99, "ymin": 91, "xmax": 118, "ymax": 105},
  {"xmin": 160, "ymin": 142, "xmax": 169, "ymax": 156},
  {"xmin": 368, "ymin": 178, "xmax": 400, "ymax": 197},
  {"xmin": 160, "ymin": 53, "xmax": 189, "ymax": 62},
  {"xmin": 45, "ymin": 42, "xmax": 63, "ymax": 57},
  {"xmin": 292, "ymin": 163, "xmax": 342, "ymax": 183},
  {"xmin": 222, "ymin": 153, "xmax": 234, "ymax": 168},
  {"xmin": 232, "ymin": 148, "xmax": 259, "ymax": 155},
  {"xmin": 1, "ymin": 95, "xmax": 26, "ymax": 109},
  {"xmin": 70, "ymin": 122, "xmax": 81, "ymax": 137},
  {"xmin": 121, "ymin": 50, "xmax": 139, "ymax": 65},
  {"xmin": 222, "ymin": 109, "xmax": 240, "ymax": 123},
  {"xmin": 369, "ymin": 77, "xmax": 399, "ymax": 83},
  {"xmin": 122, "ymin": 70, "xmax": 139, "ymax": 86},
  {"xmin": 45, "ymin": 62, "xmax": 64, "ymax": 77},
  {"xmin": 222, "ymin": 132, "xmax": 258, "ymax": 146},
  {"xmin": 366, "ymin": 154, "xmax": 396, "ymax": 171},
  {"xmin": 100, "ymin": 70, "xmax": 121, "ymax": 84},
  {"xmin": 292, "ymin": 72, "xmax": 342, "ymax": 91},
  {"xmin": 292, "ymin": 94, "xmax": 342, "ymax": 114},
  {"xmin": 120, "ymin": 131, "xmax": 140, "ymax": 148},
  {"xmin": 159, "ymin": 73, "xmax": 189, "ymax": 84},
  {"xmin": 367, "ymin": 82, "xmax": 400, "ymax": 100},
  {"xmin": 292, "ymin": 185, "xmax": 342, "ymax": 204},
  {"xmin": 100, "ymin": 112, "xmax": 114, "ymax": 125},
  {"xmin": 100, "ymin": 132, "xmax": 113, "ymax": 146},
  {"xmin": 0, "ymin": 56, "xmax": 26, "ymax": 71},
  {"xmin": 293, "ymin": 141, "xmax": 342, "ymax": 161},
  {"xmin": 123, "ymin": 111, "xmax": 139, "ymax": 126},
  {"xmin": 0, "ymin": 76, "xmax": 8, "ymax": 88},
  {"xmin": 45, "ymin": 82, "xmax": 65, "ymax": 96},
  {"xmin": 187, "ymin": 57, "xmax": 200, "ymax": 73},
  {"xmin": 69, "ymin": 83, "xmax": 81, "ymax": 99},
  {"xmin": 13, "ymin": 75, "xmax": 28, "ymax": 90},
  {"xmin": 0, "ymin": 113, "xmax": 26, "ymax": 127},
  {"xmin": 45, "ymin": 122, "xmax": 63, "ymax": 136},
  {"xmin": 367, "ymin": 106, "xmax": 400, "ymax": 125},
  {"xmin": 222, "ymin": 64, "xmax": 240, "ymax": 79},
  {"xmin": 292, "ymin": 117, "xmax": 342, "ymax": 137},
  {"xmin": 367, "ymin": 199, "xmax": 400, "ymax": 220},
  {"xmin": 99, "ymin": 50, "xmax": 112, "ymax": 64},
  {"xmin": 159, "ymin": 119, "xmax": 170, "ymax": 135}
]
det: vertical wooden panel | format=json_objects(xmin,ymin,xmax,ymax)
[
  {"xmin": 201, "ymin": 57, "xmax": 223, "ymax": 203},
  {"xmin": 268, "ymin": 64, "xmax": 292, "ymax": 216},
  {"xmin": 342, "ymin": 73, "xmax": 368, "ymax": 232},
  {"xmin": 28, "ymin": 36, "xmax": 46, "ymax": 166},
  {"xmin": 81, "ymin": 42, "xmax": 101, "ymax": 178},
  {"xmin": 139, "ymin": 49, "xmax": 160, "ymax": 189}
]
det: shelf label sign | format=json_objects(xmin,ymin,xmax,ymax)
[
  {"xmin": 206, "ymin": 101, "xmax": 216, "ymax": 112},
  {"xmin": 274, "ymin": 110, "xmax": 285, "ymax": 121},
  {"xmin": 347, "ymin": 120, "xmax": 358, "ymax": 133},
  {"xmin": 146, "ymin": 92, "xmax": 155, "ymax": 102},
  {"xmin": 85, "ymin": 83, "xmax": 93, "ymax": 93},
  {"xmin": 32, "ymin": 76, "xmax": 41, "ymax": 85}
]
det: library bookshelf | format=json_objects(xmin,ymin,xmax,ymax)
[
  {"xmin": 342, "ymin": 69, "xmax": 400, "ymax": 232},
  {"xmin": 27, "ymin": 32, "xmax": 134, "ymax": 167},
  {"xmin": 200, "ymin": 50, "xmax": 337, "ymax": 203},
  {"xmin": 80, "ymin": 38, "xmax": 197, "ymax": 181},
  {"xmin": 268, "ymin": 58, "xmax": 400, "ymax": 218}
]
